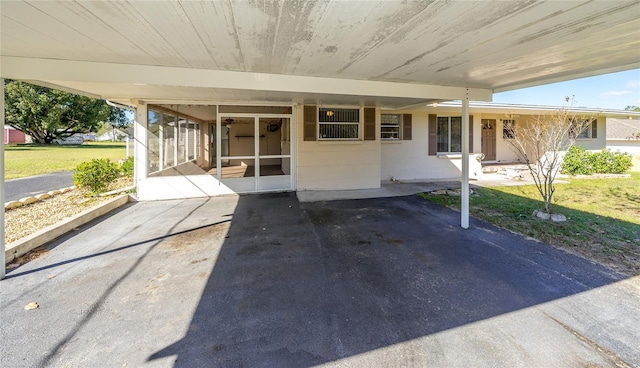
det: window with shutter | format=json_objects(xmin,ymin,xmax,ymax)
[
  {"xmin": 318, "ymin": 108, "xmax": 360, "ymax": 140},
  {"xmin": 381, "ymin": 114, "xmax": 401, "ymax": 140},
  {"xmin": 380, "ymin": 113, "xmax": 412, "ymax": 141},
  {"xmin": 303, "ymin": 106, "xmax": 317, "ymax": 141},
  {"xmin": 364, "ymin": 108, "xmax": 375, "ymax": 141},
  {"xmin": 428, "ymin": 114, "xmax": 437, "ymax": 155},
  {"xmin": 430, "ymin": 115, "xmax": 473, "ymax": 154},
  {"xmin": 403, "ymin": 114, "xmax": 412, "ymax": 141},
  {"xmin": 569, "ymin": 118, "xmax": 596, "ymax": 139}
]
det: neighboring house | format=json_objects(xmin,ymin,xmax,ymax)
[
  {"xmin": 3, "ymin": 126, "xmax": 26, "ymax": 144},
  {"xmin": 606, "ymin": 118, "xmax": 640, "ymax": 155},
  {"xmin": 97, "ymin": 128, "xmax": 129, "ymax": 142},
  {"xmin": 1, "ymin": 1, "xmax": 639, "ymax": 227}
]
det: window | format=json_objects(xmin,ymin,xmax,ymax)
[
  {"xmin": 502, "ymin": 119, "xmax": 516, "ymax": 139},
  {"xmin": 381, "ymin": 114, "xmax": 401, "ymax": 140},
  {"xmin": 437, "ymin": 116, "xmax": 462, "ymax": 153},
  {"xmin": 319, "ymin": 107, "xmax": 359, "ymax": 140},
  {"xmin": 147, "ymin": 107, "xmax": 202, "ymax": 174},
  {"xmin": 570, "ymin": 118, "xmax": 594, "ymax": 139}
]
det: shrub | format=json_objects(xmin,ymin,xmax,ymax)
[
  {"xmin": 592, "ymin": 149, "xmax": 632, "ymax": 174},
  {"xmin": 73, "ymin": 158, "xmax": 120, "ymax": 194},
  {"xmin": 120, "ymin": 156, "xmax": 134, "ymax": 178},
  {"xmin": 561, "ymin": 146, "xmax": 632, "ymax": 175},
  {"xmin": 561, "ymin": 146, "xmax": 593, "ymax": 175}
]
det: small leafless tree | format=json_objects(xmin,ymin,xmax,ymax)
[{"xmin": 504, "ymin": 100, "xmax": 592, "ymax": 215}]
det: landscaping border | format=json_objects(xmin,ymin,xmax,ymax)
[
  {"xmin": 5, "ymin": 194, "xmax": 134, "ymax": 264},
  {"xmin": 5, "ymin": 186, "xmax": 75, "ymax": 210}
]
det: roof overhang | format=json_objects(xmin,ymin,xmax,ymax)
[
  {"xmin": 2, "ymin": 57, "xmax": 491, "ymax": 108},
  {"xmin": 1, "ymin": 1, "xmax": 639, "ymax": 107},
  {"xmin": 431, "ymin": 101, "xmax": 640, "ymax": 118}
]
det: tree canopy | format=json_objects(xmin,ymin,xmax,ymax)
[{"xmin": 4, "ymin": 80, "xmax": 129, "ymax": 144}]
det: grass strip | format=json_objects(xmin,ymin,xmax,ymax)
[
  {"xmin": 419, "ymin": 172, "xmax": 640, "ymax": 276},
  {"xmin": 5, "ymin": 142, "xmax": 127, "ymax": 179}
]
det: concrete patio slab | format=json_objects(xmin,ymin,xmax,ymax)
[{"xmin": 1, "ymin": 193, "xmax": 638, "ymax": 367}]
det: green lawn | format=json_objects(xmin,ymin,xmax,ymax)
[
  {"xmin": 4, "ymin": 142, "xmax": 127, "ymax": 179},
  {"xmin": 419, "ymin": 172, "xmax": 640, "ymax": 276}
]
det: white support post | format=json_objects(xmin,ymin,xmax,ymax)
[
  {"xmin": 159, "ymin": 124, "xmax": 164, "ymax": 171},
  {"xmin": 1, "ymin": 78, "xmax": 6, "ymax": 279},
  {"xmin": 461, "ymin": 92, "xmax": 470, "ymax": 229},
  {"xmin": 185, "ymin": 121, "xmax": 189, "ymax": 162},
  {"xmin": 173, "ymin": 124, "xmax": 178, "ymax": 167},
  {"xmin": 216, "ymin": 106, "xmax": 221, "ymax": 181},
  {"xmin": 134, "ymin": 101, "xmax": 148, "ymax": 185}
]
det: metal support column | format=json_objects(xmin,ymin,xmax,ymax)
[{"xmin": 461, "ymin": 92, "xmax": 470, "ymax": 229}]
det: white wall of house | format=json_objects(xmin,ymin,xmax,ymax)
[
  {"xmin": 137, "ymin": 175, "xmax": 239, "ymax": 200},
  {"xmin": 296, "ymin": 106, "xmax": 381, "ymax": 191},
  {"xmin": 576, "ymin": 116, "xmax": 606, "ymax": 151},
  {"xmin": 606, "ymin": 140, "xmax": 640, "ymax": 155},
  {"xmin": 381, "ymin": 110, "xmax": 483, "ymax": 181},
  {"xmin": 479, "ymin": 113, "xmax": 606, "ymax": 162},
  {"xmin": 135, "ymin": 102, "xmax": 619, "ymax": 200}
]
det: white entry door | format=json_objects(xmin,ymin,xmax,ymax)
[{"xmin": 217, "ymin": 114, "xmax": 293, "ymax": 193}]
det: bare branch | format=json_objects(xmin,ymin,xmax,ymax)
[{"xmin": 504, "ymin": 102, "xmax": 593, "ymax": 214}]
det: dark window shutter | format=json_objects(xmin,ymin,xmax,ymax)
[
  {"xmin": 303, "ymin": 105, "xmax": 317, "ymax": 141},
  {"xmin": 469, "ymin": 115, "xmax": 474, "ymax": 152},
  {"xmin": 364, "ymin": 107, "xmax": 375, "ymax": 140},
  {"xmin": 402, "ymin": 114, "xmax": 412, "ymax": 140},
  {"xmin": 428, "ymin": 114, "xmax": 437, "ymax": 156},
  {"xmin": 591, "ymin": 119, "xmax": 597, "ymax": 138}
]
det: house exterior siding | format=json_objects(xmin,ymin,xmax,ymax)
[
  {"xmin": 296, "ymin": 106, "xmax": 381, "ymax": 191},
  {"xmin": 381, "ymin": 111, "xmax": 483, "ymax": 181},
  {"xmin": 130, "ymin": 102, "xmax": 634, "ymax": 201}
]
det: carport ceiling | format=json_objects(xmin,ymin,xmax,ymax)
[{"xmin": 1, "ymin": 0, "xmax": 640, "ymax": 104}]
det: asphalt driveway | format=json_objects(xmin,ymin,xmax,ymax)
[
  {"xmin": 1, "ymin": 193, "xmax": 638, "ymax": 367},
  {"xmin": 5, "ymin": 171, "xmax": 74, "ymax": 202}
]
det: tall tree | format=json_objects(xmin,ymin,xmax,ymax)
[{"xmin": 3, "ymin": 80, "xmax": 128, "ymax": 144}]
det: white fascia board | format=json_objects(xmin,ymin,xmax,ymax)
[
  {"xmin": 437, "ymin": 101, "xmax": 640, "ymax": 118},
  {"xmin": 1, "ymin": 57, "xmax": 492, "ymax": 102}
]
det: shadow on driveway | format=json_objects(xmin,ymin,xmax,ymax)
[
  {"xmin": 1, "ymin": 193, "xmax": 637, "ymax": 367},
  {"xmin": 148, "ymin": 193, "xmax": 634, "ymax": 367}
]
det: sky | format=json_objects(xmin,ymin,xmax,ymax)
[{"xmin": 493, "ymin": 68, "xmax": 640, "ymax": 110}]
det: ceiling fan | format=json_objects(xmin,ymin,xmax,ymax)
[{"xmin": 223, "ymin": 117, "xmax": 250, "ymax": 125}]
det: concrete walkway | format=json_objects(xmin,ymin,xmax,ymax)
[
  {"xmin": 297, "ymin": 175, "xmax": 539, "ymax": 202},
  {"xmin": 1, "ymin": 193, "xmax": 638, "ymax": 367}
]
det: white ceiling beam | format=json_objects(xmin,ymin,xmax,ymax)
[
  {"xmin": 22, "ymin": 80, "xmax": 103, "ymax": 99},
  {"xmin": 1, "ymin": 57, "xmax": 493, "ymax": 102}
]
